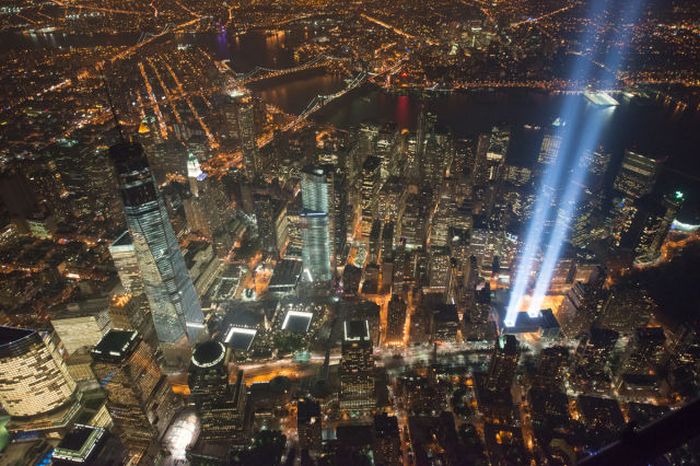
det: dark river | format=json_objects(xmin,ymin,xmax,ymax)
[{"xmin": 2, "ymin": 28, "xmax": 699, "ymax": 219}]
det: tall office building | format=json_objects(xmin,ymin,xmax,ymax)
[
  {"xmin": 339, "ymin": 320, "xmax": 375, "ymax": 417},
  {"xmin": 573, "ymin": 327, "xmax": 619, "ymax": 392},
  {"xmin": 373, "ymin": 413, "xmax": 402, "ymax": 466},
  {"xmin": 229, "ymin": 89, "xmax": 260, "ymax": 177},
  {"xmin": 537, "ymin": 132, "xmax": 562, "ymax": 165},
  {"xmin": 614, "ymin": 150, "xmax": 660, "ymax": 200},
  {"xmin": 302, "ymin": 165, "xmax": 331, "ymax": 213},
  {"xmin": 183, "ymin": 153, "xmax": 234, "ymax": 256},
  {"xmin": 109, "ymin": 142, "xmax": 204, "ymax": 350},
  {"xmin": 108, "ymin": 231, "xmax": 144, "ymax": 295},
  {"xmin": 387, "ymin": 295, "xmax": 407, "ymax": 344},
  {"xmin": 108, "ymin": 293, "xmax": 154, "ymax": 345},
  {"xmin": 300, "ymin": 212, "xmax": 332, "ymax": 283},
  {"xmin": 50, "ymin": 306, "xmax": 111, "ymax": 355},
  {"xmin": 297, "ymin": 398, "xmax": 322, "ymax": 452},
  {"xmin": 331, "ymin": 172, "xmax": 349, "ymax": 260},
  {"xmin": 474, "ymin": 334, "xmax": 519, "ymax": 422},
  {"xmin": 634, "ymin": 191, "xmax": 683, "ymax": 263},
  {"xmin": 254, "ymin": 192, "xmax": 277, "ymax": 252},
  {"xmin": 300, "ymin": 166, "xmax": 333, "ymax": 282},
  {"xmin": 473, "ymin": 127, "xmax": 510, "ymax": 185},
  {"xmin": 415, "ymin": 110, "xmax": 437, "ymax": 180},
  {"xmin": 360, "ymin": 156, "xmax": 381, "ymax": 240},
  {"xmin": 432, "ymin": 180, "xmax": 457, "ymax": 247},
  {"xmin": 401, "ymin": 192, "xmax": 428, "ymax": 250},
  {"xmin": 189, "ymin": 340, "xmax": 246, "ymax": 442},
  {"xmin": 485, "ymin": 334, "xmax": 519, "ymax": 392},
  {"xmin": 51, "ymin": 424, "xmax": 126, "ymax": 466},
  {"xmin": 49, "ymin": 142, "xmax": 123, "ymax": 227},
  {"xmin": 91, "ymin": 329, "xmax": 180, "ymax": 464},
  {"xmin": 0, "ymin": 326, "xmax": 77, "ymax": 418}
]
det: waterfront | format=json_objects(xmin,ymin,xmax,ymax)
[{"xmin": 2, "ymin": 28, "xmax": 699, "ymax": 215}]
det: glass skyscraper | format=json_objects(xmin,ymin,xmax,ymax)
[
  {"xmin": 109, "ymin": 142, "xmax": 204, "ymax": 344},
  {"xmin": 301, "ymin": 166, "xmax": 332, "ymax": 282}
]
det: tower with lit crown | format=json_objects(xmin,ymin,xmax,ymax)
[{"xmin": 109, "ymin": 142, "xmax": 205, "ymax": 355}]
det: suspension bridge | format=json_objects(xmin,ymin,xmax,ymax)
[
  {"xmin": 258, "ymin": 57, "xmax": 406, "ymax": 143},
  {"xmin": 232, "ymin": 55, "xmax": 349, "ymax": 86}
]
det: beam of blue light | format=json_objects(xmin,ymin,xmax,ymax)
[
  {"xmin": 526, "ymin": 0, "xmax": 645, "ymax": 316},
  {"xmin": 504, "ymin": 0, "xmax": 611, "ymax": 326},
  {"xmin": 526, "ymin": 110, "xmax": 612, "ymax": 315}
]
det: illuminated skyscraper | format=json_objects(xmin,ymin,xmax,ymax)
[
  {"xmin": 339, "ymin": 320, "xmax": 375, "ymax": 416},
  {"xmin": 109, "ymin": 142, "xmax": 204, "ymax": 349},
  {"xmin": 302, "ymin": 165, "xmax": 331, "ymax": 213},
  {"xmin": 485, "ymin": 334, "xmax": 519, "ymax": 392},
  {"xmin": 189, "ymin": 340, "xmax": 245, "ymax": 441},
  {"xmin": 91, "ymin": 329, "xmax": 180, "ymax": 464},
  {"xmin": 614, "ymin": 150, "xmax": 660, "ymax": 200},
  {"xmin": 634, "ymin": 191, "xmax": 683, "ymax": 263},
  {"xmin": 360, "ymin": 156, "xmax": 381, "ymax": 239},
  {"xmin": 474, "ymin": 127, "xmax": 510, "ymax": 185},
  {"xmin": 232, "ymin": 90, "xmax": 260, "ymax": 177},
  {"xmin": 109, "ymin": 231, "xmax": 144, "ymax": 295},
  {"xmin": 183, "ymin": 153, "xmax": 234, "ymax": 257},
  {"xmin": 301, "ymin": 212, "xmax": 332, "ymax": 283},
  {"xmin": 0, "ymin": 326, "xmax": 77, "ymax": 418},
  {"xmin": 387, "ymin": 295, "xmax": 407, "ymax": 344},
  {"xmin": 301, "ymin": 166, "xmax": 333, "ymax": 282},
  {"xmin": 538, "ymin": 133, "xmax": 562, "ymax": 165}
]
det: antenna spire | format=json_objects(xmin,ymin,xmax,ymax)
[{"xmin": 101, "ymin": 73, "xmax": 126, "ymax": 143}]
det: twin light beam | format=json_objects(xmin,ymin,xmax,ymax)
[{"xmin": 505, "ymin": 0, "xmax": 645, "ymax": 326}]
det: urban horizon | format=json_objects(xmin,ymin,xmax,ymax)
[{"xmin": 1, "ymin": 0, "xmax": 700, "ymax": 465}]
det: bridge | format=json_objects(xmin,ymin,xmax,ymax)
[
  {"xmin": 233, "ymin": 55, "xmax": 348, "ymax": 86},
  {"xmin": 257, "ymin": 58, "xmax": 406, "ymax": 143},
  {"xmin": 202, "ymin": 57, "xmax": 406, "ymax": 176},
  {"xmin": 283, "ymin": 70, "xmax": 368, "ymax": 130}
]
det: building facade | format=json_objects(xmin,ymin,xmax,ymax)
[{"xmin": 109, "ymin": 142, "xmax": 204, "ymax": 347}]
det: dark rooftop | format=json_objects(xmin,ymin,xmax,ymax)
[
  {"xmin": 191, "ymin": 340, "xmax": 226, "ymax": 368},
  {"xmin": 91, "ymin": 329, "xmax": 139, "ymax": 362},
  {"xmin": 336, "ymin": 423, "xmax": 374, "ymax": 447},
  {"xmin": 110, "ymin": 230, "xmax": 132, "ymax": 247},
  {"xmin": 344, "ymin": 320, "xmax": 370, "ymax": 342},
  {"xmin": 56, "ymin": 424, "xmax": 96, "ymax": 452},
  {"xmin": 0, "ymin": 326, "xmax": 34, "ymax": 346},
  {"xmin": 434, "ymin": 304, "xmax": 458, "ymax": 323},
  {"xmin": 298, "ymin": 398, "xmax": 321, "ymax": 423},
  {"xmin": 109, "ymin": 142, "xmax": 149, "ymax": 175},
  {"xmin": 362, "ymin": 155, "xmax": 381, "ymax": 172},
  {"xmin": 589, "ymin": 327, "xmax": 620, "ymax": 346},
  {"xmin": 269, "ymin": 259, "xmax": 303, "ymax": 289},
  {"xmin": 374, "ymin": 413, "xmax": 399, "ymax": 435}
]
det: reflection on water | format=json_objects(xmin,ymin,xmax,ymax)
[{"xmin": 1, "ymin": 28, "xmax": 698, "ymax": 204}]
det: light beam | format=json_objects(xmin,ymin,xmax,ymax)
[
  {"xmin": 504, "ymin": 0, "xmax": 611, "ymax": 326},
  {"xmin": 525, "ymin": 0, "xmax": 645, "ymax": 315}
]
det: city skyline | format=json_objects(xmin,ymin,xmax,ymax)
[{"xmin": 0, "ymin": 0, "xmax": 699, "ymax": 465}]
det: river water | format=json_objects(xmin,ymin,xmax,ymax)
[{"xmin": 2, "ymin": 28, "xmax": 699, "ymax": 218}]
